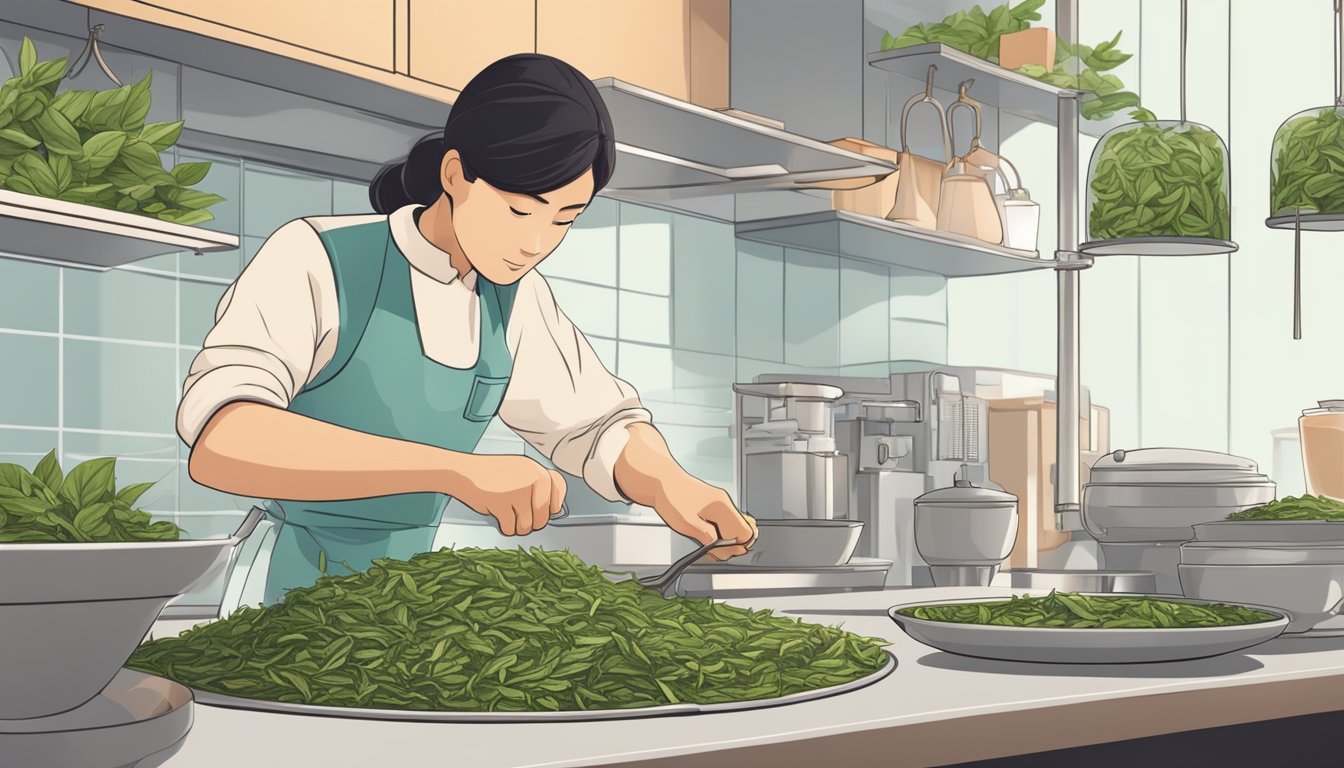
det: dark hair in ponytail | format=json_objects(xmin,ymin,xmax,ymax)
[{"xmin": 369, "ymin": 54, "xmax": 616, "ymax": 214}]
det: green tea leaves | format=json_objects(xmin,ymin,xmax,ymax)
[
  {"xmin": 1089, "ymin": 122, "xmax": 1231, "ymax": 240},
  {"xmin": 1272, "ymin": 109, "xmax": 1344, "ymax": 216},
  {"xmin": 0, "ymin": 452, "xmax": 180, "ymax": 543},
  {"xmin": 129, "ymin": 547, "xmax": 890, "ymax": 713},
  {"xmin": 1226, "ymin": 494, "xmax": 1344, "ymax": 521},
  {"xmin": 0, "ymin": 38, "xmax": 220, "ymax": 226},
  {"xmin": 899, "ymin": 590, "xmax": 1278, "ymax": 628}
]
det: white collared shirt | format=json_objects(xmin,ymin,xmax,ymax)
[{"xmin": 176, "ymin": 204, "xmax": 651, "ymax": 502}]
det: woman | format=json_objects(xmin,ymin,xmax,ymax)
[{"xmin": 177, "ymin": 54, "xmax": 757, "ymax": 605}]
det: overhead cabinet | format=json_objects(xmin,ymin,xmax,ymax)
[
  {"xmin": 407, "ymin": 0, "xmax": 535, "ymax": 92},
  {"xmin": 131, "ymin": 0, "xmax": 395, "ymax": 71}
]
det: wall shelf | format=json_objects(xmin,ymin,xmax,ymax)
[
  {"xmin": 867, "ymin": 44, "xmax": 1130, "ymax": 139},
  {"xmin": 735, "ymin": 210, "xmax": 1049, "ymax": 278},
  {"xmin": 595, "ymin": 79, "xmax": 898, "ymax": 197},
  {"xmin": 0, "ymin": 190, "xmax": 239, "ymax": 270}
]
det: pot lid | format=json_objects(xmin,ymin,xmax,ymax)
[
  {"xmin": 1304, "ymin": 400, "xmax": 1344, "ymax": 414},
  {"xmin": 1088, "ymin": 448, "xmax": 1271, "ymax": 486},
  {"xmin": 915, "ymin": 479, "xmax": 1017, "ymax": 507}
]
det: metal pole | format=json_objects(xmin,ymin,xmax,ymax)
[
  {"xmin": 1054, "ymin": 0, "xmax": 1088, "ymax": 532},
  {"xmin": 1337, "ymin": 0, "xmax": 1343, "ymax": 106}
]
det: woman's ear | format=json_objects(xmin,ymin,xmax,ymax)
[{"xmin": 441, "ymin": 149, "xmax": 470, "ymax": 201}]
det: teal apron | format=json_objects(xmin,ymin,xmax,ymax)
[{"xmin": 260, "ymin": 216, "xmax": 517, "ymax": 605}]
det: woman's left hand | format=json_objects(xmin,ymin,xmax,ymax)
[{"xmin": 653, "ymin": 478, "xmax": 758, "ymax": 562}]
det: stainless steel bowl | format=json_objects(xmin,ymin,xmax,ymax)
[
  {"xmin": 0, "ymin": 507, "xmax": 263, "ymax": 720},
  {"xmin": 721, "ymin": 519, "xmax": 862, "ymax": 568},
  {"xmin": 1178, "ymin": 561, "xmax": 1344, "ymax": 634},
  {"xmin": 1193, "ymin": 519, "xmax": 1344, "ymax": 543}
]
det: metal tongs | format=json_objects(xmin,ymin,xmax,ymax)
[{"xmin": 633, "ymin": 537, "xmax": 739, "ymax": 597}]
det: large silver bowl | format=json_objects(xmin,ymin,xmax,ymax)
[
  {"xmin": 722, "ymin": 519, "xmax": 863, "ymax": 568},
  {"xmin": 1192, "ymin": 519, "xmax": 1344, "ymax": 543},
  {"xmin": 1178, "ymin": 561, "xmax": 1344, "ymax": 634},
  {"xmin": 0, "ymin": 507, "xmax": 263, "ymax": 720}
]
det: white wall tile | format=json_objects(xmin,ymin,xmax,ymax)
[
  {"xmin": 619, "ymin": 291, "xmax": 671, "ymax": 345},
  {"xmin": 619, "ymin": 203, "xmax": 672, "ymax": 295},
  {"xmin": 889, "ymin": 266, "xmax": 947, "ymax": 323},
  {"xmin": 673, "ymin": 214, "xmax": 736, "ymax": 356},
  {"xmin": 890, "ymin": 319, "xmax": 947, "ymax": 365},
  {"xmin": 841, "ymin": 258, "xmax": 889, "ymax": 366},
  {"xmin": 784, "ymin": 248, "xmax": 840, "ymax": 368},
  {"xmin": 618, "ymin": 342, "xmax": 675, "ymax": 404},
  {"xmin": 736, "ymin": 240, "xmax": 785, "ymax": 362}
]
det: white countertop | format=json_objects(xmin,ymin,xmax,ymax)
[{"xmin": 156, "ymin": 587, "xmax": 1344, "ymax": 768}]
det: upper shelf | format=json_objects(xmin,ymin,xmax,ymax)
[
  {"xmin": 0, "ymin": 190, "xmax": 239, "ymax": 270},
  {"xmin": 867, "ymin": 44, "xmax": 1130, "ymax": 139},
  {"xmin": 594, "ymin": 79, "xmax": 897, "ymax": 197},
  {"xmin": 735, "ymin": 210, "xmax": 1051, "ymax": 278}
]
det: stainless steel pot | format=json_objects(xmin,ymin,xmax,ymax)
[{"xmin": 914, "ymin": 477, "xmax": 1018, "ymax": 587}]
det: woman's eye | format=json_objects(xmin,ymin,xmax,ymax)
[
  {"xmin": 554, "ymin": 220, "xmax": 575, "ymax": 227},
  {"xmin": 509, "ymin": 207, "xmax": 531, "ymax": 217}
]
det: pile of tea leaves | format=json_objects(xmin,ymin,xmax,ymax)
[
  {"xmin": 896, "ymin": 590, "xmax": 1278, "ymax": 629},
  {"xmin": 128, "ymin": 547, "xmax": 890, "ymax": 712},
  {"xmin": 1225, "ymin": 494, "xmax": 1344, "ymax": 522}
]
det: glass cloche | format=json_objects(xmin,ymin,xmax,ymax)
[
  {"xmin": 1081, "ymin": 119, "xmax": 1236, "ymax": 256},
  {"xmin": 1268, "ymin": 105, "xmax": 1344, "ymax": 231}
]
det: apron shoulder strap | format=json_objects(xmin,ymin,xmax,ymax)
[{"xmin": 305, "ymin": 219, "xmax": 392, "ymax": 391}]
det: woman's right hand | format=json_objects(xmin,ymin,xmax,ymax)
[{"xmin": 450, "ymin": 454, "xmax": 567, "ymax": 536}]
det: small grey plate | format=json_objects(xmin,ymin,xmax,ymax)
[
  {"xmin": 0, "ymin": 669, "xmax": 193, "ymax": 768},
  {"xmin": 193, "ymin": 650, "xmax": 896, "ymax": 722},
  {"xmin": 1266, "ymin": 213, "xmax": 1344, "ymax": 232},
  {"xmin": 1079, "ymin": 236, "xmax": 1238, "ymax": 257},
  {"xmin": 889, "ymin": 594, "xmax": 1289, "ymax": 664}
]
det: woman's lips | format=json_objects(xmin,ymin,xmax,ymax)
[{"xmin": 503, "ymin": 259, "xmax": 527, "ymax": 270}]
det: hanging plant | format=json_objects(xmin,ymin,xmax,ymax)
[
  {"xmin": 1087, "ymin": 121, "xmax": 1231, "ymax": 241},
  {"xmin": 1270, "ymin": 107, "xmax": 1344, "ymax": 218},
  {"xmin": 0, "ymin": 37, "xmax": 222, "ymax": 226},
  {"xmin": 879, "ymin": 0, "xmax": 1154, "ymax": 123}
]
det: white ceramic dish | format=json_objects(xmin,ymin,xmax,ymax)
[
  {"xmin": 1192, "ymin": 519, "xmax": 1344, "ymax": 543},
  {"xmin": 889, "ymin": 594, "xmax": 1288, "ymax": 664},
  {"xmin": 720, "ymin": 519, "xmax": 863, "ymax": 568}
]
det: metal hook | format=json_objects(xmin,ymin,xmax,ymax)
[
  {"xmin": 65, "ymin": 24, "xmax": 123, "ymax": 86},
  {"xmin": 924, "ymin": 64, "xmax": 936, "ymax": 98}
]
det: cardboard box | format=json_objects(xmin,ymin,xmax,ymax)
[
  {"xmin": 998, "ymin": 27, "xmax": 1057, "ymax": 72},
  {"xmin": 537, "ymin": 0, "xmax": 730, "ymax": 108},
  {"xmin": 824, "ymin": 138, "xmax": 900, "ymax": 218}
]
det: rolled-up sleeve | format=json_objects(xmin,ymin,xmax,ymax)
[
  {"xmin": 499, "ymin": 273, "xmax": 653, "ymax": 502},
  {"xmin": 176, "ymin": 219, "xmax": 339, "ymax": 447}
]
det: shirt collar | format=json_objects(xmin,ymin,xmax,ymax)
[{"xmin": 389, "ymin": 204, "xmax": 477, "ymax": 290}]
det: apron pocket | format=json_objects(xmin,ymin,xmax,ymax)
[{"xmin": 463, "ymin": 374, "xmax": 510, "ymax": 423}]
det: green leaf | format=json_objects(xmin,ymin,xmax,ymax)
[
  {"xmin": 118, "ymin": 138, "xmax": 164, "ymax": 179},
  {"xmin": 34, "ymin": 107, "xmax": 82, "ymax": 155},
  {"xmin": 13, "ymin": 152, "xmax": 60, "ymax": 197},
  {"xmin": 26, "ymin": 58, "xmax": 68, "ymax": 91},
  {"xmin": 51, "ymin": 89, "xmax": 95, "ymax": 123},
  {"xmin": 81, "ymin": 131, "xmax": 126, "ymax": 175},
  {"xmin": 139, "ymin": 120, "xmax": 183, "ymax": 152},
  {"xmin": 119, "ymin": 73, "xmax": 154, "ymax": 132},
  {"xmin": 18, "ymin": 38, "xmax": 35, "ymax": 77},
  {"xmin": 163, "ymin": 187, "xmax": 224, "ymax": 210},
  {"xmin": 114, "ymin": 482, "xmax": 155, "ymax": 509},
  {"xmin": 5, "ymin": 173, "xmax": 38, "ymax": 196},
  {"xmin": 47, "ymin": 153, "xmax": 72, "ymax": 193},
  {"xmin": 170, "ymin": 161, "xmax": 210, "ymax": 187},
  {"xmin": 0, "ymin": 128, "xmax": 39, "ymax": 149},
  {"xmin": 161, "ymin": 208, "xmax": 213, "ymax": 226},
  {"xmin": 59, "ymin": 456, "xmax": 117, "ymax": 509}
]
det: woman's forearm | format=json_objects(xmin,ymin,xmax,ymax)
[
  {"xmin": 188, "ymin": 401, "xmax": 477, "ymax": 501},
  {"xmin": 611, "ymin": 422, "xmax": 692, "ymax": 506}
]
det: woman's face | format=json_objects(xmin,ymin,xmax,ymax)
[{"xmin": 441, "ymin": 150, "xmax": 594, "ymax": 285}]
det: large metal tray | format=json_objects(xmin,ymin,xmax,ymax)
[
  {"xmin": 192, "ymin": 650, "xmax": 896, "ymax": 722},
  {"xmin": 889, "ymin": 595, "xmax": 1289, "ymax": 664},
  {"xmin": 0, "ymin": 669, "xmax": 193, "ymax": 768}
]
